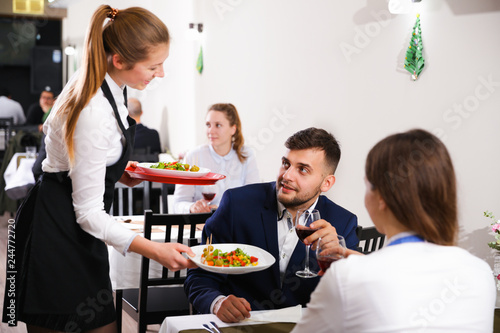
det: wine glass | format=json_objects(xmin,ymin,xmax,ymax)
[
  {"xmin": 316, "ymin": 235, "xmax": 346, "ymax": 275},
  {"xmin": 201, "ymin": 185, "xmax": 217, "ymax": 205},
  {"xmin": 294, "ymin": 209, "xmax": 321, "ymax": 278}
]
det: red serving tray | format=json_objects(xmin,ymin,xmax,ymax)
[{"xmin": 125, "ymin": 166, "xmax": 226, "ymax": 185}]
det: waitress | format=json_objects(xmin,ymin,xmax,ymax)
[{"xmin": 2, "ymin": 5, "xmax": 196, "ymax": 332}]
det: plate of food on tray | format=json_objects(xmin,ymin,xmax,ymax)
[
  {"xmin": 136, "ymin": 161, "xmax": 210, "ymax": 178},
  {"xmin": 189, "ymin": 242, "xmax": 276, "ymax": 274}
]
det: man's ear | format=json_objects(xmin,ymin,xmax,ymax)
[
  {"xmin": 320, "ymin": 175, "xmax": 336, "ymax": 192},
  {"xmin": 112, "ymin": 54, "xmax": 125, "ymax": 70}
]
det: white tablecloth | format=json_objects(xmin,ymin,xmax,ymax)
[
  {"xmin": 159, "ymin": 306, "xmax": 304, "ymax": 333},
  {"xmin": 3, "ymin": 152, "xmax": 36, "ymax": 200},
  {"xmin": 108, "ymin": 216, "xmax": 202, "ymax": 290}
]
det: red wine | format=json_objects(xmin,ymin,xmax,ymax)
[
  {"xmin": 296, "ymin": 228, "xmax": 317, "ymax": 243},
  {"xmin": 317, "ymin": 256, "xmax": 339, "ymax": 271},
  {"xmin": 202, "ymin": 192, "xmax": 216, "ymax": 201}
]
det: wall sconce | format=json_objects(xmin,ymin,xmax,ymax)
[
  {"xmin": 64, "ymin": 45, "xmax": 75, "ymax": 56},
  {"xmin": 186, "ymin": 23, "xmax": 203, "ymax": 41},
  {"xmin": 64, "ymin": 44, "xmax": 76, "ymax": 83},
  {"xmin": 189, "ymin": 23, "xmax": 203, "ymax": 33}
]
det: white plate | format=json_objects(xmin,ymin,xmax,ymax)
[
  {"xmin": 136, "ymin": 162, "xmax": 210, "ymax": 178},
  {"xmin": 189, "ymin": 243, "xmax": 276, "ymax": 275}
]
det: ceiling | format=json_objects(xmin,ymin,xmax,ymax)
[{"xmin": 47, "ymin": 0, "xmax": 81, "ymax": 9}]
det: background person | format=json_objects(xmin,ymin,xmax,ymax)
[
  {"xmin": 185, "ymin": 127, "xmax": 359, "ymax": 323},
  {"xmin": 127, "ymin": 97, "xmax": 161, "ymax": 154},
  {"xmin": 25, "ymin": 89, "xmax": 55, "ymax": 129},
  {"xmin": 2, "ymin": 6, "xmax": 196, "ymax": 333},
  {"xmin": 0, "ymin": 87, "xmax": 26, "ymax": 125},
  {"xmin": 291, "ymin": 129, "xmax": 495, "ymax": 333},
  {"xmin": 172, "ymin": 103, "xmax": 260, "ymax": 213}
]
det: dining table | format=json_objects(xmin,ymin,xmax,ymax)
[{"xmin": 158, "ymin": 305, "xmax": 304, "ymax": 333}]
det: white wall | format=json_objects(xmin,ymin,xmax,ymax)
[
  {"xmin": 63, "ymin": 0, "xmax": 500, "ymax": 265},
  {"xmin": 192, "ymin": 0, "xmax": 500, "ymax": 265}
]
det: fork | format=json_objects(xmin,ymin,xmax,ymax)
[
  {"xmin": 202, "ymin": 324, "xmax": 214, "ymax": 332},
  {"xmin": 209, "ymin": 321, "xmax": 222, "ymax": 333}
]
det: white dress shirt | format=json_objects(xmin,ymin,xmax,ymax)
[
  {"xmin": 277, "ymin": 198, "xmax": 318, "ymax": 285},
  {"xmin": 172, "ymin": 144, "xmax": 260, "ymax": 213},
  {"xmin": 0, "ymin": 96, "xmax": 26, "ymax": 125},
  {"xmin": 42, "ymin": 73, "xmax": 137, "ymax": 255},
  {"xmin": 291, "ymin": 240, "xmax": 496, "ymax": 333}
]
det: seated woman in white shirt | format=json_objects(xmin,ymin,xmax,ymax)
[
  {"xmin": 173, "ymin": 103, "xmax": 260, "ymax": 213},
  {"xmin": 291, "ymin": 129, "xmax": 495, "ymax": 333}
]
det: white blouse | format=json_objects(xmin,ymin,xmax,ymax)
[
  {"xmin": 172, "ymin": 144, "xmax": 260, "ymax": 213},
  {"xmin": 291, "ymin": 242, "xmax": 496, "ymax": 333},
  {"xmin": 42, "ymin": 73, "xmax": 137, "ymax": 255}
]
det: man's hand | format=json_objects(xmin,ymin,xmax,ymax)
[
  {"xmin": 215, "ymin": 295, "xmax": 251, "ymax": 323},
  {"xmin": 304, "ymin": 219, "xmax": 338, "ymax": 251}
]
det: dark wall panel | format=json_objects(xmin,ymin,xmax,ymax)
[
  {"xmin": 30, "ymin": 46, "xmax": 62, "ymax": 94},
  {"xmin": 0, "ymin": 17, "xmax": 61, "ymax": 112}
]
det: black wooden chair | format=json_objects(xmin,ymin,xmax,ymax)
[
  {"xmin": 118, "ymin": 209, "xmax": 213, "ymax": 333},
  {"xmin": 356, "ymin": 226, "xmax": 386, "ymax": 254},
  {"xmin": 110, "ymin": 181, "xmax": 151, "ymax": 216}
]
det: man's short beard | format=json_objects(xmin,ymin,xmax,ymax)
[{"xmin": 278, "ymin": 185, "xmax": 322, "ymax": 209}]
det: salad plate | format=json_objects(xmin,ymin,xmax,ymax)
[
  {"xmin": 136, "ymin": 162, "xmax": 210, "ymax": 178},
  {"xmin": 189, "ymin": 243, "xmax": 276, "ymax": 275}
]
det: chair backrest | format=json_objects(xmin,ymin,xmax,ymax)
[
  {"xmin": 140, "ymin": 209, "xmax": 213, "ymax": 285},
  {"xmin": 138, "ymin": 209, "xmax": 213, "ymax": 316},
  {"xmin": 356, "ymin": 226, "xmax": 386, "ymax": 254},
  {"xmin": 0, "ymin": 117, "xmax": 13, "ymax": 152},
  {"xmin": 131, "ymin": 146, "xmax": 159, "ymax": 163},
  {"xmin": 110, "ymin": 181, "xmax": 151, "ymax": 216}
]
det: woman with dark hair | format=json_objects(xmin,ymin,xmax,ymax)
[
  {"xmin": 3, "ymin": 5, "xmax": 195, "ymax": 332},
  {"xmin": 291, "ymin": 129, "xmax": 495, "ymax": 332},
  {"xmin": 173, "ymin": 103, "xmax": 260, "ymax": 213}
]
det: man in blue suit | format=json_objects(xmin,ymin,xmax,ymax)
[{"xmin": 185, "ymin": 127, "xmax": 358, "ymax": 323}]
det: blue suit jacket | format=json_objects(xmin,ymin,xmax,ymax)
[{"xmin": 184, "ymin": 182, "xmax": 358, "ymax": 314}]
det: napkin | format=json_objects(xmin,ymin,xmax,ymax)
[{"xmin": 243, "ymin": 305, "xmax": 302, "ymax": 323}]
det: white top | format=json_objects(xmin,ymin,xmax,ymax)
[
  {"xmin": 0, "ymin": 96, "xmax": 26, "ymax": 125},
  {"xmin": 172, "ymin": 144, "xmax": 260, "ymax": 213},
  {"xmin": 42, "ymin": 73, "xmax": 137, "ymax": 255},
  {"xmin": 291, "ymin": 241, "xmax": 496, "ymax": 333}
]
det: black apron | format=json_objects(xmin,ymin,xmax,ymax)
[{"xmin": 2, "ymin": 80, "xmax": 136, "ymax": 330}]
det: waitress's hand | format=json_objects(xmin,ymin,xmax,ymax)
[
  {"xmin": 118, "ymin": 161, "xmax": 142, "ymax": 187},
  {"xmin": 154, "ymin": 242, "xmax": 198, "ymax": 271},
  {"xmin": 129, "ymin": 236, "xmax": 198, "ymax": 271}
]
